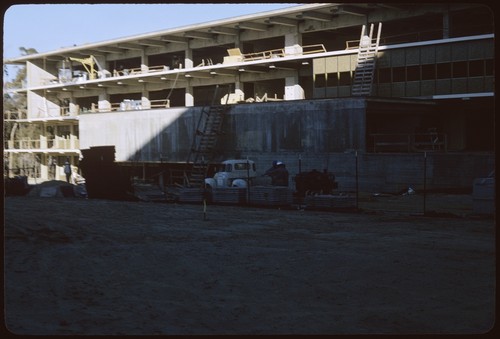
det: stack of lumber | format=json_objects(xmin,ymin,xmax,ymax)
[
  {"xmin": 178, "ymin": 187, "xmax": 205, "ymax": 203},
  {"xmin": 249, "ymin": 186, "xmax": 292, "ymax": 207},
  {"xmin": 212, "ymin": 187, "xmax": 247, "ymax": 204}
]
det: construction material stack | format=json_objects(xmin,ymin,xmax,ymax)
[{"xmin": 249, "ymin": 186, "xmax": 293, "ymax": 207}]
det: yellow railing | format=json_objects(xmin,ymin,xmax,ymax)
[
  {"xmin": 302, "ymin": 44, "xmax": 326, "ymax": 54},
  {"xmin": 243, "ymin": 48, "xmax": 286, "ymax": 61}
]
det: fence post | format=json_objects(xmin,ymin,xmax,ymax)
[
  {"xmin": 246, "ymin": 157, "xmax": 250, "ymax": 205},
  {"xmin": 423, "ymin": 151, "xmax": 427, "ymax": 215},
  {"xmin": 355, "ymin": 150, "xmax": 359, "ymax": 209}
]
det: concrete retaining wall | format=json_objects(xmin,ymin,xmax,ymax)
[
  {"xmin": 79, "ymin": 98, "xmax": 366, "ymax": 162},
  {"xmin": 79, "ymin": 98, "xmax": 493, "ymax": 192}
]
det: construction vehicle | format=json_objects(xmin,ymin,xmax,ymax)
[{"xmin": 204, "ymin": 159, "xmax": 257, "ymax": 188}]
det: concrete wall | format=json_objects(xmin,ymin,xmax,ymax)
[
  {"xmin": 79, "ymin": 107, "xmax": 199, "ymax": 162},
  {"xmin": 79, "ymin": 98, "xmax": 493, "ymax": 192},
  {"xmin": 79, "ymin": 98, "xmax": 367, "ymax": 162},
  {"xmin": 221, "ymin": 98, "xmax": 366, "ymax": 155}
]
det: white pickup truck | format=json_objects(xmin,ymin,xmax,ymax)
[{"xmin": 205, "ymin": 159, "xmax": 257, "ymax": 188}]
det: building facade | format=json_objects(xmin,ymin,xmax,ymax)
[{"xmin": 3, "ymin": 3, "xmax": 494, "ymax": 189}]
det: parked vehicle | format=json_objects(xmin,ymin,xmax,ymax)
[{"xmin": 205, "ymin": 159, "xmax": 257, "ymax": 188}]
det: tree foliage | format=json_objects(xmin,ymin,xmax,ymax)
[{"xmin": 4, "ymin": 47, "xmax": 40, "ymax": 176}]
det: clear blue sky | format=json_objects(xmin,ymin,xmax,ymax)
[{"xmin": 3, "ymin": 3, "xmax": 299, "ymax": 59}]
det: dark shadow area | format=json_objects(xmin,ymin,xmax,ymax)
[{"xmin": 79, "ymin": 146, "xmax": 132, "ymax": 200}]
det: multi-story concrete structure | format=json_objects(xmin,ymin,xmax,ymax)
[{"xmin": 3, "ymin": 3, "xmax": 494, "ymax": 192}]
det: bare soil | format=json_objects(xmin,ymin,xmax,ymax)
[{"xmin": 3, "ymin": 190, "xmax": 495, "ymax": 335}]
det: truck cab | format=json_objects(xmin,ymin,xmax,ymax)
[{"xmin": 205, "ymin": 159, "xmax": 257, "ymax": 188}]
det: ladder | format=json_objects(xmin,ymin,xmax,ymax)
[
  {"xmin": 351, "ymin": 22, "xmax": 382, "ymax": 96},
  {"xmin": 185, "ymin": 85, "xmax": 230, "ymax": 187}
]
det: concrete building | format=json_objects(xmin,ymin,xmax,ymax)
[{"xmin": 3, "ymin": 3, "xmax": 494, "ymax": 192}]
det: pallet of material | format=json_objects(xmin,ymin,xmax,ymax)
[
  {"xmin": 178, "ymin": 187, "xmax": 205, "ymax": 203},
  {"xmin": 212, "ymin": 187, "xmax": 247, "ymax": 204},
  {"xmin": 133, "ymin": 184, "xmax": 166, "ymax": 202},
  {"xmin": 248, "ymin": 186, "xmax": 293, "ymax": 207},
  {"xmin": 304, "ymin": 194, "xmax": 356, "ymax": 210}
]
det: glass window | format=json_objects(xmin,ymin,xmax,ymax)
[
  {"xmin": 421, "ymin": 64, "xmax": 435, "ymax": 80},
  {"xmin": 437, "ymin": 63, "xmax": 451, "ymax": 79},
  {"xmin": 326, "ymin": 72, "xmax": 338, "ymax": 87},
  {"xmin": 234, "ymin": 163, "xmax": 249, "ymax": 170},
  {"xmin": 469, "ymin": 60, "xmax": 484, "ymax": 77},
  {"xmin": 315, "ymin": 74, "xmax": 326, "ymax": 88},
  {"xmin": 392, "ymin": 67, "xmax": 405, "ymax": 82},
  {"xmin": 452, "ymin": 61, "xmax": 467, "ymax": 78},
  {"xmin": 339, "ymin": 71, "xmax": 351, "ymax": 86},
  {"xmin": 485, "ymin": 59, "xmax": 494, "ymax": 76},
  {"xmin": 407, "ymin": 65, "xmax": 420, "ymax": 81},
  {"xmin": 378, "ymin": 68, "xmax": 391, "ymax": 83}
]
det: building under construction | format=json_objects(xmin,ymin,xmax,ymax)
[{"xmin": 3, "ymin": 3, "xmax": 495, "ymax": 197}]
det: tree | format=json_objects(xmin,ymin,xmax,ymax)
[{"xmin": 4, "ymin": 47, "xmax": 39, "ymax": 177}]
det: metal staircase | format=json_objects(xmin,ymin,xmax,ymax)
[
  {"xmin": 351, "ymin": 22, "xmax": 382, "ymax": 96},
  {"xmin": 185, "ymin": 85, "xmax": 230, "ymax": 188}
]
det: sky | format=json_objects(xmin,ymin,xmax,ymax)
[{"xmin": 3, "ymin": 3, "xmax": 300, "ymax": 60}]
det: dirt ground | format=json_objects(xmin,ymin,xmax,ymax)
[{"xmin": 3, "ymin": 185, "xmax": 495, "ymax": 335}]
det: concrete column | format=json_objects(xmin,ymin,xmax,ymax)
[
  {"xmin": 40, "ymin": 154, "xmax": 48, "ymax": 181},
  {"xmin": 285, "ymin": 76, "xmax": 305, "ymax": 100},
  {"xmin": 284, "ymin": 31, "xmax": 304, "ymax": 100},
  {"xmin": 284, "ymin": 32, "xmax": 303, "ymax": 56},
  {"xmin": 142, "ymin": 86, "xmax": 151, "ymax": 109},
  {"xmin": 185, "ymin": 45, "xmax": 193, "ymax": 69},
  {"xmin": 93, "ymin": 55, "xmax": 108, "ymax": 78},
  {"xmin": 98, "ymin": 91, "xmax": 111, "ymax": 112},
  {"xmin": 234, "ymin": 80, "xmax": 244, "ymax": 102},
  {"xmin": 233, "ymin": 34, "xmax": 243, "ymax": 100},
  {"xmin": 185, "ymin": 81, "xmax": 194, "ymax": 107},
  {"xmin": 66, "ymin": 96, "xmax": 77, "ymax": 115},
  {"xmin": 234, "ymin": 30, "xmax": 241, "ymax": 49},
  {"xmin": 69, "ymin": 124, "xmax": 76, "ymax": 149},
  {"xmin": 140, "ymin": 49, "xmax": 149, "ymax": 73},
  {"xmin": 40, "ymin": 135, "xmax": 47, "ymax": 149},
  {"xmin": 443, "ymin": 8, "xmax": 450, "ymax": 39}
]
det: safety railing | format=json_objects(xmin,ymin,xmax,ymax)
[
  {"xmin": 302, "ymin": 44, "xmax": 327, "ymax": 54},
  {"xmin": 346, "ymin": 29, "xmax": 444, "ymax": 49},
  {"xmin": 4, "ymin": 109, "xmax": 28, "ymax": 120},
  {"xmin": 4, "ymin": 136, "xmax": 80, "ymax": 151},
  {"xmin": 243, "ymin": 48, "xmax": 286, "ymax": 61},
  {"xmin": 4, "ymin": 139, "xmax": 41, "ymax": 150}
]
